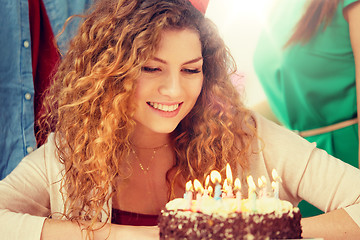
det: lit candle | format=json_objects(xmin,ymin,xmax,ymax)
[
  {"xmin": 193, "ymin": 179, "xmax": 204, "ymax": 200},
  {"xmin": 207, "ymin": 185, "xmax": 213, "ymax": 197},
  {"xmin": 258, "ymin": 176, "xmax": 267, "ymax": 198},
  {"xmin": 258, "ymin": 177, "xmax": 263, "ymax": 196},
  {"xmin": 234, "ymin": 178, "xmax": 242, "ymax": 212},
  {"xmin": 184, "ymin": 180, "xmax": 193, "ymax": 210},
  {"xmin": 247, "ymin": 176, "xmax": 257, "ymax": 211},
  {"xmin": 193, "ymin": 179, "xmax": 204, "ymax": 212},
  {"xmin": 226, "ymin": 163, "xmax": 234, "ymax": 198},
  {"xmin": 211, "ymin": 170, "xmax": 222, "ymax": 200},
  {"xmin": 271, "ymin": 169, "xmax": 282, "ymax": 199},
  {"xmin": 203, "ymin": 175, "xmax": 210, "ymax": 197},
  {"xmin": 222, "ymin": 179, "xmax": 228, "ymax": 198},
  {"xmin": 271, "ymin": 181, "xmax": 279, "ymax": 199}
]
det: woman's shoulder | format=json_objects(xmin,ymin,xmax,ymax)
[{"xmin": 19, "ymin": 133, "xmax": 64, "ymax": 182}]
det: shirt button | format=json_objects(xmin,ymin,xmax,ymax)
[
  {"xmin": 24, "ymin": 93, "xmax": 32, "ymax": 100},
  {"xmin": 23, "ymin": 40, "xmax": 30, "ymax": 48},
  {"xmin": 26, "ymin": 146, "xmax": 34, "ymax": 153}
]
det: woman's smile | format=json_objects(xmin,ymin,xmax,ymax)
[
  {"xmin": 147, "ymin": 102, "xmax": 182, "ymax": 112},
  {"xmin": 147, "ymin": 102, "xmax": 183, "ymax": 118}
]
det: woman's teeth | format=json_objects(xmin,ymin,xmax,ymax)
[{"xmin": 148, "ymin": 102, "xmax": 179, "ymax": 112}]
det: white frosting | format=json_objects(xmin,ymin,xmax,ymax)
[{"xmin": 165, "ymin": 197, "xmax": 295, "ymax": 216}]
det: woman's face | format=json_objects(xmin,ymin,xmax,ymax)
[{"xmin": 133, "ymin": 28, "xmax": 203, "ymax": 134}]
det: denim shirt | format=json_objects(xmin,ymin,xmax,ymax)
[{"xmin": 0, "ymin": 0, "xmax": 92, "ymax": 179}]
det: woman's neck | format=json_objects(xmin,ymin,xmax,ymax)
[{"xmin": 131, "ymin": 123, "xmax": 171, "ymax": 148}]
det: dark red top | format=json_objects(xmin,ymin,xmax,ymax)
[
  {"xmin": 28, "ymin": 0, "xmax": 60, "ymax": 145},
  {"xmin": 111, "ymin": 209, "xmax": 159, "ymax": 226}
]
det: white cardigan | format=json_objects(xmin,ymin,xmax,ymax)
[{"xmin": 1, "ymin": 113, "xmax": 360, "ymax": 239}]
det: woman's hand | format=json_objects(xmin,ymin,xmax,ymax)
[
  {"xmin": 110, "ymin": 225, "xmax": 159, "ymax": 240},
  {"xmin": 301, "ymin": 209, "xmax": 360, "ymax": 240},
  {"xmin": 41, "ymin": 218, "xmax": 160, "ymax": 240}
]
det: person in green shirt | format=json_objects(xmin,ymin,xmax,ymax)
[{"xmin": 253, "ymin": 0, "xmax": 360, "ymax": 217}]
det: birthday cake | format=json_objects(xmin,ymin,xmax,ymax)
[
  {"xmin": 158, "ymin": 169, "xmax": 302, "ymax": 240},
  {"xmin": 158, "ymin": 197, "xmax": 302, "ymax": 240}
]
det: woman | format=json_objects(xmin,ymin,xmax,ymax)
[
  {"xmin": 253, "ymin": 0, "xmax": 360, "ymax": 217},
  {"xmin": 0, "ymin": 0, "xmax": 360, "ymax": 239}
]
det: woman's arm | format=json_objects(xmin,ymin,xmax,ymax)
[
  {"xmin": 302, "ymin": 4, "xmax": 360, "ymax": 237},
  {"xmin": 0, "ymin": 136, "xmax": 160, "ymax": 240},
  {"xmin": 255, "ymin": 112, "xmax": 360, "ymax": 238},
  {"xmin": 302, "ymin": 4, "xmax": 360, "ymax": 239},
  {"xmin": 41, "ymin": 219, "xmax": 159, "ymax": 240},
  {"xmin": 301, "ymin": 208, "xmax": 360, "ymax": 239},
  {"xmin": 0, "ymin": 143, "xmax": 53, "ymax": 239}
]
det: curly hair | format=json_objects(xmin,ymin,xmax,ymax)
[{"xmin": 38, "ymin": 0, "xmax": 256, "ymax": 232}]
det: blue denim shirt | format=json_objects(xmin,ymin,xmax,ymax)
[{"xmin": 0, "ymin": 0, "xmax": 92, "ymax": 179}]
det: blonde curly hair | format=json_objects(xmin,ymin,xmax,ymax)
[{"xmin": 38, "ymin": 0, "xmax": 256, "ymax": 231}]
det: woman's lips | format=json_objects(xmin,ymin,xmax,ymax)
[
  {"xmin": 148, "ymin": 102, "xmax": 180, "ymax": 112},
  {"xmin": 147, "ymin": 102, "xmax": 183, "ymax": 117}
]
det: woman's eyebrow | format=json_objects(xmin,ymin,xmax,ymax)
[
  {"xmin": 151, "ymin": 56, "xmax": 203, "ymax": 65},
  {"xmin": 183, "ymin": 57, "xmax": 203, "ymax": 65}
]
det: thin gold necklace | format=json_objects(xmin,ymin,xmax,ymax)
[{"xmin": 131, "ymin": 143, "xmax": 168, "ymax": 173}]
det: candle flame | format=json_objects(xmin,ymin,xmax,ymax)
[
  {"xmin": 247, "ymin": 176, "xmax": 256, "ymax": 190},
  {"xmin": 226, "ymin": 163, "xmax": 233, "ymax": 184},
  {"xmin": 208, "ymin": 186, "xmax": 213, "ymax": 196},
  {"xmin": 261, "ymin": 176, "xmax": 266, "ymax": 184},
  {"xmin": 258, "ymin": 176, "xmax": 267, "ymax": 187},
  {"xmin": 271, "ymin": 181, "xmax": 276, "ymax": 189},
  {"xmin": 258, "ymin": 177, "xmax": 263, "ymax": 188},
  {"xmin": 210, "ymin": 170, "xmax": 221, "ymax": 184},
  {"xmin": 272, "ymin": 169, "xmax": 282, "ymax": 182},
  {"xmin": 193, "ymin": 179, "xmax": 204, "ymax": 193},
  {"xmin": 185, "ymin": 180, "xmax": 193, "ymax": 191},
  {"xmin": 234, "ymin": 178, "xmax": 241, "ymax": 191},
  {"xmin": 205, "ymin": 175, "xmax": 210, "ymax": 187}
]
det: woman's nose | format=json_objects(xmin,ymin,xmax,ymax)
[{"xmin": 158, "ymin": 72, "xmax": 181, "ymax": 97}]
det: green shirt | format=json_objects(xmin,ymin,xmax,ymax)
[{"xmin": 254, "ymin": 0, "xmax": 358, "ymax": 168}]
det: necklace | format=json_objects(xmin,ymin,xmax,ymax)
[{"xmin": 131, "ymin": 143, "xmax": 168, "ymax": 173}]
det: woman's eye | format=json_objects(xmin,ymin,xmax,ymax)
[
  {"xmin": 142, "ymin": 66, "xmax": 160, "ymax": 72},
  {"xmin": 183, "ymin": 68, "xmax": 201, "ymax": 74}
]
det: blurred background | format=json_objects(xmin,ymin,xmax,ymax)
[{"xmin": 206, "ymin": 0, "xmax": 270, "ymax": 107}]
